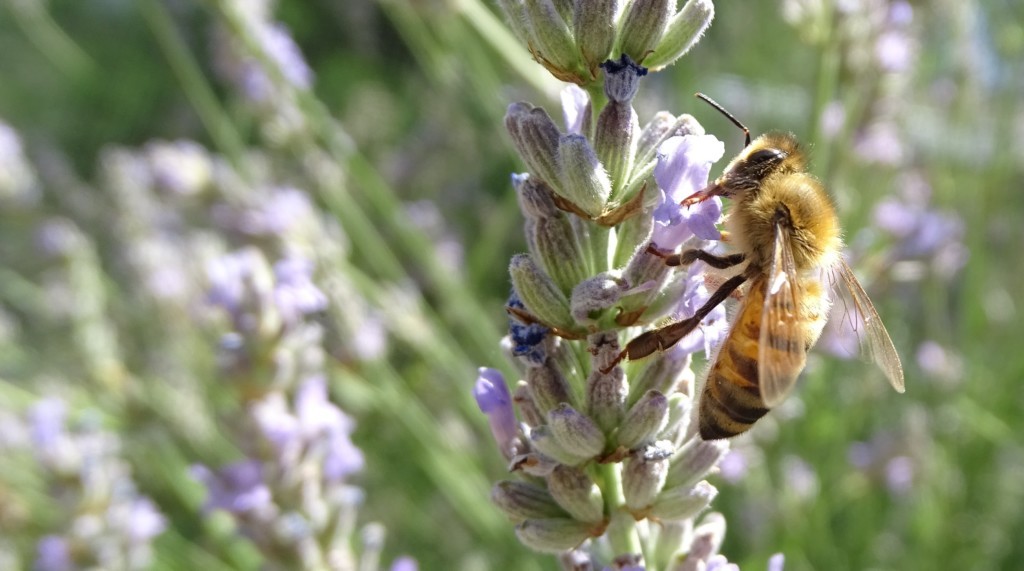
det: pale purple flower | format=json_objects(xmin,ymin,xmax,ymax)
[
  {"xmin": 874, "ymin": 197, "xmax": 964, "ymax": 259},
  {"xmin": 705, "ymin": 555, "xmax": 740, "ymax": 571},
  {"xmin": 767, "ymin": 553, "xmax": 786, "ymax": 571},
  {"xmin": 885, "ymin": 455, "xmax": 914, "ymax": 495},
  {"xmin": 782, "ymin": 455, "xmax": 819, "ymax": 500},
  {"xmin": 218, "ymin": 21, "xmax": 313, "ymax": 103},
  {"xmin": 273, "ymin": 257, "xmax": 328, "ymax": 325},
  {"xmin": 235, "ymin": 187, "xmax": 317, "ymax": 237},
  {"xmin": 474, "ymin": 367, "xmax": 518, "ymax": 457},
  {"xmin": 719, "ymin": 449, "xmax": 749, "ymax": 484},
  {"xmin": 847, "ymin": 441, "xmax": 875, "ymax": 470},
  {"xmin": 206, "ymin": 248, "xmax": 270, "ymax": 318},
  {"xmin": 390, "ymin": 556, "xmax": 419, "ymax": 571},
  {"xmin": 561, "ymin": 84, "xmax": 589, "ymax": 135},
  {"xmin": 652, "ymin": 135, "xmax": 726, "ymax": 248},
  {"xmin": 28, "ymin": 398, "xmax": 66, "ymax": 451},
  {"xmin": 191, "ymin": 461, "xmax": 273, "ymax": 515},
  {"xmin": 295, "ymin": 375, "xmax": 364, "ymax": 480},
  {"xmin": 253, "ymin": 376, "xmax": 364, "ymax": 481},
  {"xmin": 144, "ymin": 140, "xmax": 212, "ymax": 196},
  {"xmin": 34, "ymin": 536, "xmax": 72, "ymax": 571},
  {"xmin": 854, "ymin": 122, "xmax": 904, "ymax": 165},
  {"xmin": 120, "ymin": 498, "xmax": 167, "ymax": 542},
  {"xmin": 916, "ymin": 340, "xmax": 962, "ymax": 383},
  {"xmin": 673, "ymin": 264, "xmax": 729, "ymax": 358}
]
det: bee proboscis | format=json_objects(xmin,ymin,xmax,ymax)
[{"xmin": 607, "ymin": 93, "xmax": 905, "ymax": 439}]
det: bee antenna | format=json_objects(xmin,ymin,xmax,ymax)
[{"xmin": 695, "ymin": 92, "xmax": 751, "ymax": 147}]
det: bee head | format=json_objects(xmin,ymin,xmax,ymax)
[
  {"xmin": 714, "ymin": 132, "xmax": 804, "ymax": 195},
  {"xmin": 682, "ymin": 95, "xmax": 807, "ymax": 206}
]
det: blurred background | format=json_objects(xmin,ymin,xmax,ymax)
[{"xmin": 0, "ymin": 0, "xmax": 1022, "ymax": 570}]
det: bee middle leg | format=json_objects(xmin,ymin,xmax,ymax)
[
  {"xmin": 646, "ymin": 243, "xmax": 745, "ymax": 269},
  {"xmin": 602, "ymin": 273, "xmax": 748, "ymax": 373}
]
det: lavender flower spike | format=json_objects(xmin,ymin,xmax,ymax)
[
  {"xmin": 652, "ymin": 135, "xmax": 726, "ymax": 249},
  {"xmin": 475, "ymin": 367, "xmax": 520, "ymax": 459}
]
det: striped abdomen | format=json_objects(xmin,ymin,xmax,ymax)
[{"xmin": 698, "ymin": 275, "xmax": 826, "ymax": 439}]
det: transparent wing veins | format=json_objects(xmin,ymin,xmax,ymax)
[
  {"xmin": 831, "ymin": 259, "xmax": 905, "ymax": 393},
  {"xmin": 758, "ymin": 220, "xmax": 805, "ymax": 408}
]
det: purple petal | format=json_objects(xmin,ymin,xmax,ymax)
[
  {"xmin": 561, "ymin": 85, "xmax": 589, "ymax": 135},
  {"xmin": 651, "ymin": 135, "xmax": 725, "ymax": 248},
  {"xmin": 654, "ymin": 135, "xmax": 725, "ymax": 202},
  {"xmin": 474, "ymin": 368, "xmax": 518, "ymax": 454}
]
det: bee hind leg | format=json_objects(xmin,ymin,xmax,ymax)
[{"xmin": 646, "ymin": 243, "xmax": 745, "ymax": 269}]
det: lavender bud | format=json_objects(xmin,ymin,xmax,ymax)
[
  {"xmin": 599, "ymin": 55, "xmax": 648, "ymax": 103},
  {"xmin": 509, "ymin": 254, "xmax": 574, "ymax": 332},
  {"xmin": 548, "ymin": 404, "xmax": 606, "ymax": 459},
  {"xmin": 618, "ymin": 0, "xmax": 673, "ymax": 64},
  {"xmin": 557, "ymin": 134, "xmax": 612, "ymax": 217},
  {"xmin": 514, "ymin": 381, "xmax": 546, "ymax": 428},
  {"xmin": 514, "ymin": 175, "xmax": 561, "ymax": 219},
  {"xmin": 616, "ymin": 390, "xmax": 669, "ymax": 449},
  {"xmin": 622, "ymin": 443, "xmax": 673, "ymax": 512},
  {"xmin": 612, "ymin": 200, "xmax": 655, "ymax": 269},
  {"xmin": 570, "ymin": 272, "xmax": 627, "ymax": 326},
  {"xmin": 522, "ymin": 0, "xmax": 580, "ymax": 81},
  {"xmin": 594, "ymin": 101, "xmax": 639, "ymax": 199},
  {"xmin": 491, "ymin": 481, "xmax": 568, "ymax": 522},
  {"xmin": 531, "ymin": 215, "xmax": 592, "ymax": 293},
  {"xmin": 527, "ymin": 359, "xmax": 576, "ymax": 415},
  {"xmin": 531, "ymin": 425, "xmax": 592, "ymax": 466},
  {"xmin": 547, "ymin": 465, "xmax": 605, "ymax": 523},
  {"xmin": 661, "ymin": 392, "xmax": 693, "ymax": 445},
  {"xmin": 585, "ymin": 363, "xmax": 627, "ymax": 433},
  {"xmin": 645, "ymin": 0, "xmax": 716, "ymax": 71},
  {"xmin": 627, "ymin": 346, "xmax": 692, "ymax": 405},
  {"xmin": 665, "ymin": 438, "xmax": 729, "ymax": 489},
  {"xmin": 649, "ymin": 480, "xmax": 717, "ymax": 521},
  {"xmin": 573, "ymin": 0, "xmax": 618, "ymax": 73},
  {"xmin": 506, "ymin": 103, "xmax": 563, "ymax": 189},
  {"xmin": 511, "ymin": 452, "xmax": 560, "ymax": 477},
  {"xmin": 515, "ymin": 518, "xmax": 595, "ymax": 554},
  {"xmin": 686, "ymin": 512, "xmax": 726, "ymax": 563}
]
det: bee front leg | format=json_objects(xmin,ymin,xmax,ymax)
[{"xmin": 646, "ymin": 243, "xmax": 745, "ymax": 269}]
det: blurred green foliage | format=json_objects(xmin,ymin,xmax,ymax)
[{"xmin": 1, "ymin": 0, "xmax": 1023, "ymax": 570}]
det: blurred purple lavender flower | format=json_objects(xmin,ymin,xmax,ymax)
[
  {"xmin": 194, "ymin": 375, "xmax": 372, "ymax": 568},
  {"xmin": 0, "ymin": 118, "xmax": 41, "ymax": 207},
  {"xmin": 24, "ymin": 399, "xmax": 166, "ymax": 570},
  {"xmin": 652, "ymin": 135, "xmax": 726, "ymax": 248},
  {"xmin": 214, "ymin": 20, "xmax": 312, "ymax": 104},
  {"xmin": 273, "ymin": 257, "xmax": 328, "ymax": 326}
]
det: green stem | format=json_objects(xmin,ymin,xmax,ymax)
[
  {"xmin": 598, "ymin": 462, "xmax": 641, "ymax": 557},
  {"xmin": 140, "ymin": 0, "xmax": 249, "ymax": 177},
  {"xmin": 808, "ymin": 6, "xmax": 841, "ymax": 178}
]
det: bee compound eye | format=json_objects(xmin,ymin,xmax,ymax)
[{"xmin": 747, "ymin": 148, "xmax": 783, "ymax": 165}]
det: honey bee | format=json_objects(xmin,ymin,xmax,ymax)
[{"xmin": 607, "ymin": 93, "xmax": 905, "ymax": 439}]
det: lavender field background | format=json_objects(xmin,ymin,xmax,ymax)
[{"xmin": 1, "ymin": 1, "xmax": 1022, "ymax": 570}]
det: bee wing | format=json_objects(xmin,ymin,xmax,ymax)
[
  {"xmin": 829, "ymin": 259, "xmax": 906, "ymax": 393},
  {"xmin": 758, "ymin": 221, "xmax": 806, "ymax": 408}
]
